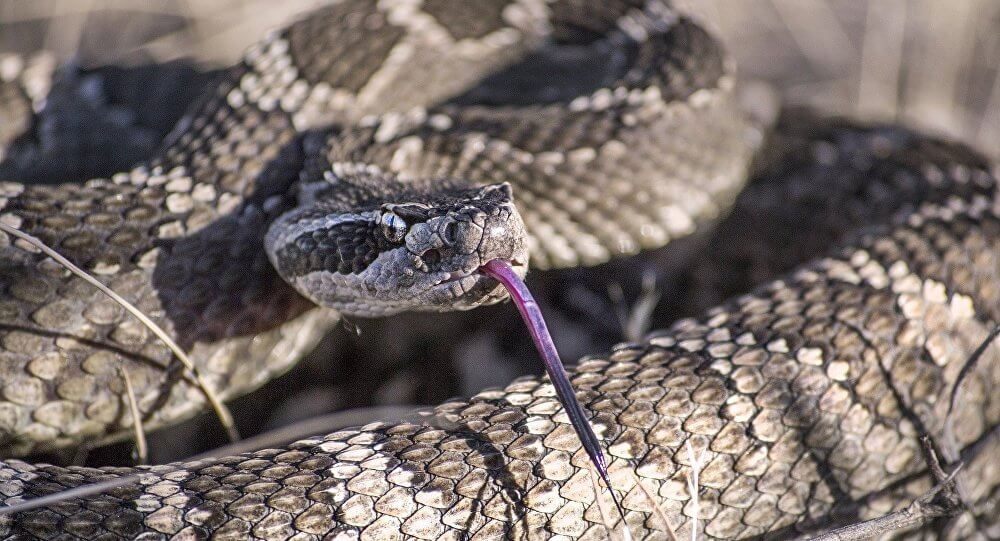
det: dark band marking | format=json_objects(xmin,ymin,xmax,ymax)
[
  {"xmin": 625, "ymin": 17, "xmax": 727, "ymax": 102},
  {"xmin": 423, "ymin": 0, "xmax": 509, "ymax": 41},
  {"xmin": 286, "ymin": 1, "xmax": 407, "ymax": 92},
  {"xmin": 548, "ymin": 0, "xmax": 648, "ymax": 43}
]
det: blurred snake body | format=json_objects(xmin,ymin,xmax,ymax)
[{"xmin": 0, "ymin": 0, "xmax": 998, "ymax": 539}]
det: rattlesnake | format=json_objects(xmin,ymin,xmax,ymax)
[{"xmin": 0, "ymin": 0, "xmax": 997, "ymax": 539}]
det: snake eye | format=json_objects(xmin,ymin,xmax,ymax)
[{"xmin": 379, "ymin": 211, "xmax": 407, "ymax": 242}]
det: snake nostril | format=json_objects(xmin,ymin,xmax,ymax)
[
  {"xmin": 423, "ymin": 248, "xmax": 442, "ymax": 267},
  {"xmin": 442, "ymin": 221, "xmax": 458, "ymax": 246}
]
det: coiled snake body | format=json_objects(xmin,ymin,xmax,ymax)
[{"xmin": 0, "ymin": 1, "xmax": 998, "ymax": 539}]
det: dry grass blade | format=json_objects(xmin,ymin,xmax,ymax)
[
  {"xmin": 857, "ymin": 0, "xmax": 905, "ymax": 119},
  {"xmin": 609, "ymin": 271, "xmax": 660, "ymax": 343},
  {"xmin": 182, "ymin": 405, "xmax": 418, "ymax": 460},
  {"xmin": 0, "ymin": 473, "xmax": 148, "ymax": 516},
  {"xmin": 118, "ymin": 366, "xmax": 148, "ymax": 465},
  {"xmin": 0, "ymin": 222, "xmax": 238, "ymax": 443},
  {"xmin": 632, "ymin": 472, "xmax": 680, "ymax": 541},
  {"xmin": 588, "ymin": 462, "xmax": 631, "ymax": 541},
  {"xmin": 903, "ymin": 0, "xmax": 977, "ymax": 137},
  {"xmin": 767, "ymin": 0, "xmax": 854, "ymax": 75},
  {"xmin": 979, "ymin": 67, "xmax": 1000, "ymax": 157},
  {"xmin": 0, "ymin": 405, "xmax": 418, "ymax": 516},
  {"xmin": 684, "ymin": 440, "xmax": 707, "ymax": 541}
]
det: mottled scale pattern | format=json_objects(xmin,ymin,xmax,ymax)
[
  {"xmin": 0, "ymin": 52, "xmax": 331, "ymax": 456},
  {"xmin": 1, "ymin": 145, "xmax": 997, "ymax": 538},
  {"xmin": 0, "ymin": 0, "xmax": 997, "ymax": 539},
  {"xmin": 0, "ymin": 0, "xmax": 756, "ymax": 456},
  {"xmin": 307, "ymin": 25, "xmax": 750, "ymax": 270},
  {"xmin": 672, "ymin": 109, "xmax": 1000, "ymax": 319}
]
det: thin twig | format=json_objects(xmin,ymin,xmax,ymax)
[
  {"xmin": 0, "ymin": 222, "xmax": 238, "ymax": 442},
  {"xmin": 810, "ymin": 433, "xmax": 965, "ymax": 540},
  {"xmin": 919, "ymin": 437, "xmax": 950, "ymax": 486},
  {"xmin": 947, "ymin": 325, "xmax": 1000, "ymax": 420},
  {"xmin": 809, "ymin": 465, "xmax": 965, "ymax": 541},
  {"xmin": 118, "ymin": 366, "xmax": 148, "ymax": 465}
]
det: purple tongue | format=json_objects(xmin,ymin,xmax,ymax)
[{"xmin": 480, "ymin": 259, "xmax": 626, "ymax": 520}]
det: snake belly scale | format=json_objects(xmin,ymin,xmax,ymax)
[{"xmin": 0, "ymin": 0, "xmax": 998, "ymax": 539}]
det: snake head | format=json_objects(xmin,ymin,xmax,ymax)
[{"xmin": 266, "ymin": 182, "xmax": 529, "ymax": 316}]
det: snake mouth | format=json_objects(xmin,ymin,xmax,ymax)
[
  {"xmin": 481, "ymin": 258, "xmax": 527, "ymax": 277},
  {"xmin": 474, "ymin": 258, "xmax": 528, "ymax": 298},
  {"xmin": 474, "ymin": 258, "xmax": 527, "ymax": 283},
  {"xmin": 441, "ymin": 259, "xmax": 527, "ymax": 283},
  {"xmin": 427, "ymin": 259, "xmax": 527, "ymax": 307},
  {"xmin": 434, "ymin": 258, "xmax": 526, "ymax": 284}
]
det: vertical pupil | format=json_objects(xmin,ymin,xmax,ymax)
[{"xmin": 442, "ymin": 221, "xmax": 457, "ymax": 245}]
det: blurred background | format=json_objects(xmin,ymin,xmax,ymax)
[{"xmin": 1, "ymin": 0, "xmax": 998, "ymax": 465}]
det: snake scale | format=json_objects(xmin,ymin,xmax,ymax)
[{"xmin": 0, "ymin": 0, "xmax": 998, "ymax": 539}]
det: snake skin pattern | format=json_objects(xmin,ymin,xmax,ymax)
[
  {"xmin": 0, "ymin": 0, "xmax": 753, "ymax": 457},
  {"xmin": 1, "ymin": 0, "xmax": 998, "ymax": 539}
]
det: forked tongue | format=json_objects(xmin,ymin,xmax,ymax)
[{"xmin": 480, "ymin": 260, "xmax": 629, "ymax": 534}]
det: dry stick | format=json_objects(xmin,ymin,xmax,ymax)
[
  {"xmin": 821, "ymin": 320, "xmax": 972, "ymax": 538},
  {"xmin": 946, "ymin": 325, "xmax": 1000, "ymax": 422},
  {"xmin": 932, "ymin": 326, "xmax": 1000, "ymax": 523},
  {"xmin": 918, "ymin": 437, "xmax": 954, "ymax": 487},
  {"xmin": 0, "ymin": 222, "xmax": 238, "ymax": 442},
  {"xmin": 118, "ymin": 366, "xmax": 148, "ymax": 465}
]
